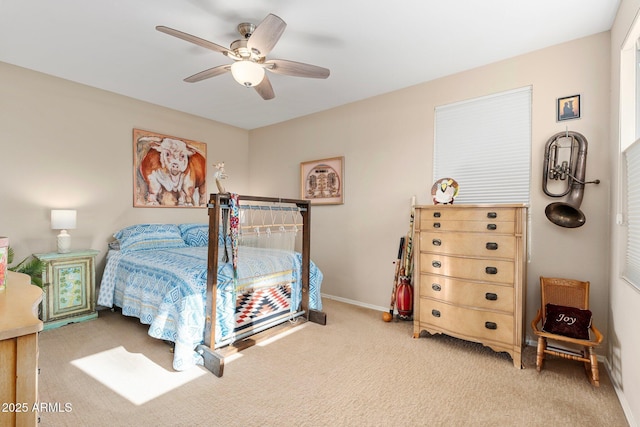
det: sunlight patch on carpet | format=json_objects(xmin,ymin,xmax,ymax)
[{"xmin": 71, "ymin": 346, "xmax": 205, "ymax": 405}]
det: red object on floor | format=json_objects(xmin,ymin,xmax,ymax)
[{"xmin": 396, "ymin": 277, "xmax": 413, "ymax": 320}]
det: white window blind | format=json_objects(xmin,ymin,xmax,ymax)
[
  {"xmin": 636, "ymin": 45, "xmax": 640, "ymax": 140},
  {"xmin": 624, "ymin": 139, "xmax": 640, "ymax": 289},
  {"xmin": 434, "ymin": 87, "xmax": 532, "ymax": 204}
]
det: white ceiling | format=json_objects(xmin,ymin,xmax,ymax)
[{"xmin": 0, "ymin": 0, "xmax": 620, "ymax": 130}]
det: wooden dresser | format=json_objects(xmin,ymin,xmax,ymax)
[
  {"xmin": 0, "ymin": 271, "xmax": 43, "ymax": 426},
  {"xmin": 413, "ymin": 204, "xmax": 527, "ymax": 368}
]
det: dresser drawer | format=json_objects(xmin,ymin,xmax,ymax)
[
  {"xmin": 419, "ymin": 207, "xmax": 516, "ymax": 233},
  {"xmin": 420, "ymin": 207, "xmax": 516, "ymax": 222},
  {"xmin": 419, "ymin": 299, "xmax": 514, "ymax": 345},
  {"xmin": 420, "ymin": 274, "xmax": 514, "ymax": 312},
  {"xmin": 419, "ymin": 219, "xmax": 515, "ymax": 234},
  {"xmin": 421, "ymin": 231, "xmax": 516, "ymax": 258},
  {"xmin": 420, "ymin": 253, "xmax": 514, "ymax": 284}
]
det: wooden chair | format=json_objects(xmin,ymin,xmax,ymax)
[{"xmin": 531, "ymin": 277, "xmax": 603, "ymax": 386}]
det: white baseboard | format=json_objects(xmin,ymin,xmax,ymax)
[
  {"xmin": 321, "ymin": 293, "xmax": 389, "ymax": 313},
  {"xmin": 603, "ymin": 359, "xmax": 638, "ymax": 427}
]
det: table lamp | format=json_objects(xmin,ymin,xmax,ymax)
[{"xmin": 51, "ymin": 209, "xmax": 76, "ymax": 253}]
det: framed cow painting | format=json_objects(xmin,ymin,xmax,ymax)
[{"xmin": 133, "ymin": 129, "xmax": 207, "ymax": 208}]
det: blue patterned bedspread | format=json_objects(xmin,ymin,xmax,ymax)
[{"xmin": 97, "ymin": 246, "xmax": 323, "ymax": 371}]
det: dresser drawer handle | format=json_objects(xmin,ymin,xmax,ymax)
[
  {"xmin": 432, "ymin": 239, "xmax": 442, "ymax": 246},
  {"xmin": 433, "ymin": 212, "xmax": 441, "ymax": 218},
  {"xmin": 432, "ymin": 283, "xmax": 441, "ymax": 291},
  {"xmin": 433, "ymin": 222, "xmax": 441, "ymax": 228},
  {"xmin": 485, "ymin": 292, "xmax": 498, "ymax": 301},
  {"xmin": 485, "ymin": 267, "xmax": 498, "ymax": 275},
  {"xmin": 431, "ymin": 309, "xmax": 441, "ymax": 318},
  {"xmin": 487, "ymin": 224, "xmax": 497, "ymax": 230},
  {"xmin": 432, "ymin": 261, "xmax": 442, "ymax": 268},
  {"xmin": 485, "ymin": 321, "xmax": 497, "ymax": 330},
  {"xmin": 487, "ymin": 212, "xmax": 497, "ymax": 219},
  {"xmin": 486, "ymin": 242, "xmax": 498, "ymax": 250}
]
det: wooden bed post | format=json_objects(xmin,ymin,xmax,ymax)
[
  {"xmin": 199, "ymin": 192, "xmax": 225, "ymax": 377},
  {"xmin": 296, "ymin": 198, "xmax": 326, "ymax": 325},
  {"xmin": 204, "ymin": 193, "xmax": 221, "ymax": 347},
  {"xmin": 298, "ymin": 199, "xmax": 311, "ymax": 320}
]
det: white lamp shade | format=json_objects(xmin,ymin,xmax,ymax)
[
  {"xmin": 231, "ymin": 61, "xmax": 265, "ymax": 87},
  {"xmin": 51, "ymin": 209, "xmax": 77, "ymax": 230}
]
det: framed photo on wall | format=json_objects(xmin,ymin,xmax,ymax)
[
  {"xmin": 557, "ymin": 94, "xmax": 581, "ymax": 121},
  {"xmin": 133, "ymin": 129, "xmax": 207, "ymax": 208},
  {"xmin": 300, "ymin": 156, "xmax": 344, "ymax": 205}
]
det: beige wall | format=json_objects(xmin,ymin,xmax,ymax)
[
  {"xmin": 0, "ymin": 62, "xmax": 250, "ymax": 275},
  {"xmin": 609, "ymin": 0, "xmax": 640, "ymax": 424},
  {"xmin": 249, "ymin": 33, "xmax": 612, "ymax": 347}
]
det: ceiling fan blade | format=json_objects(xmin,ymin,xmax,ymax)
[
  {"xmin": 264, "ymin": 59, "xmax": 330, "ymax": 79},
  {"xmin": 254, "ymin": 75, "xmax": 275, "ymax": 100},
  {"xmin": 247, "ymin": 14, "xmax": 286, "ymax": 57},
  {"xmin": 184, "ymin": 65, "xmax": 231, "ymax": 83},
  {"xmin": 156, "ymin": 26, "xmax": 234, "ymax": 56}
]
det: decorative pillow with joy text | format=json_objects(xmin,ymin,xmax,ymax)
[{"xmin": 542, "ymin": 303, "xmax": 592, "ymax": 340}]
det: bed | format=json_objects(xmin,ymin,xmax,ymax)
[{"xmin": 97, "ymin": 194, "xmax": 325, "ymax": 376}]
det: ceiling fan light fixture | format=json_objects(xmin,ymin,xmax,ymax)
[
  {"xmin": 231, "ymin": 61, "xmax": 265, "ymax": 87},
  {"xmin": 158, "ymin": 13, "xmax": 330, "ymax": 100}
]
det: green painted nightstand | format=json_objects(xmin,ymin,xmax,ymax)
[{"xmin": 34, "ymin": 250, "xmax": 100, "ymax": 330}]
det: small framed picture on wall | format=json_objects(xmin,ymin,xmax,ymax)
[
  {"xmin": 300, "ymin": 156, "xmax": 344, "ymax": 205},
  {"xmin": 557, "ymin": 94, "xmax": 581, "ymax": 121}
]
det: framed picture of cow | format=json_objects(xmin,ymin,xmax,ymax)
[{"xmin": 133, "ymin": 129, "xmax": 207, "ymax": 208}]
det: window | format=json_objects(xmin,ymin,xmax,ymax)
[
  {"xmin": 624, "ymin": 141, "xmax": 640, "ymax": 287},
  {"xmin": 434, "ymin": 87, "xmax": 532, "ymax": 204},
  {"xmin": 637, "ymin": 45, "xmax": 640, "ymax": 140},
  {"xmin": 621, "ymin": 24, "xmax": 640, "ymax": 291}
]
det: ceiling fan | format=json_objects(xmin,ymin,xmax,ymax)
[{"xmin": 157, "ymin": 13, "xmax": 330, "ymax": 100}]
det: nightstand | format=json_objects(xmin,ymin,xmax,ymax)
[{"xmin": 34, "ymin": 250, "xmax": 99, "ymax": 330}]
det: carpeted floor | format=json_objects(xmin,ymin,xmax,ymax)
[{"xmin": 37, "ymin": 298, "xmax": 629, "ymax": 426}]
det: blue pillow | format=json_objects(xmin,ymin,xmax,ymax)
[
  {"xmin": 114, "ymin": 224, "xmax": 187, "ymax": 252},
  {"xmin": 178, "ymin": 223, "xmax": 229, "ymax": 246},
  {"xmin": 179, "ymin": 223, "xmax": 209, "ymax": 247}
]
